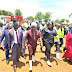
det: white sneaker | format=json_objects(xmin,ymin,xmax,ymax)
[
  {"xmin": 45, "ymin": 56, "xmax": 47, "ymax": 59},
  {"xmin": 29, "ymin": 60, "xmax": 32, "ymax": 70},
  {"xmin": 46, "ymin": 60, "xmax": 52, "ymax": 67},
  {"xmin": 32, "ymin": 59, "xmax": 35, "ymax": 62},
  {"xmin": 56, "ymin": 53, "xmax": 62, "ymax": 61},
  {"xmin": 32, "ymin": 55, "xmax": 35, "ymax": 62}
]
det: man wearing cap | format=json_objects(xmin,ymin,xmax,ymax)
[
  {"xmin": 24, "ymin": 22, "xmax": 43, "ymax": 72},
  {"xmin": 0, "ymin": 23, "xmax": 13, "ymax": 64},
  {"xmin": 8, "ymin": 23, "xmax": 24, "ymax": 72}
]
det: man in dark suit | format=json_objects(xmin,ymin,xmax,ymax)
[
  {"xmin": 0, "ymin": 23, "xmax": 13, "ymax": 64},
  {"xmin": 8, "ymin": 23, "xmax": 24, "ymax": 72}
]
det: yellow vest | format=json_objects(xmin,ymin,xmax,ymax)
[
  {"xmin": 59, "ymin": 28, "xmax": 64, "ymax": 38},
  {"xmin": 41, "ymin": 26, "xmax": 45, "ymax": 31},
  {"xmin": 24, "ymin": 23, "xmax": 28, "ymax": 29},
  {"xmin": 54, "ymin": 28, "xmax": 60, "ymax": 41}
]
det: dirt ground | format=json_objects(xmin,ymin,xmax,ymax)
[{"xmin": 0, "ymin": 38, "xmax": 72, "ymax": 72}]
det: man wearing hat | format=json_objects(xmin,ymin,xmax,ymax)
[{"xmin": 24, "ymin": 22, "xmax": 43, "ymax": 72}]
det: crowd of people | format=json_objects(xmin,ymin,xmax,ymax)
[{"xmin": 0, "ymin": 17, "xmax": 72, "ymax": 72}]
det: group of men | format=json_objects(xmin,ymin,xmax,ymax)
[
  {"xmin": 0, "ymin": 17, "xmax": 72, "ymax": 72},
  {"xmin": 0, "ymin": 18, "xmax": 43, "ymax": 72}
]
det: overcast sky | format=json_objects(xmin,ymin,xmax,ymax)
[{"xmin": 0, "ymin": 0, "xmax": 72, "ymax": 22}]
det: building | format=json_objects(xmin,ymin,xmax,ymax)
[{"xmin": 0, "ymin": 15, "xmax": 11, "ymax": 24}]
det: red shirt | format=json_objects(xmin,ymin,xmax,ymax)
[{"xmin": 25, "ymin": 29, "xmax": 41, "ymax": 47}]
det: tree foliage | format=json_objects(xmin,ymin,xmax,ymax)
[
  {"xmin": 55, "ymin": 19, "xmax": 69, "ymax": 23},
  {"xmin": 69, "ymin": 13, "xmax": 72, "ymax": 18},
  {"xmin": 34, "ymin": 11, "xmax": 43, "ymax": 21},
  {"xmin": 43, "ymin": 12, "xmax": 51, "ymax": 22},
  {"xmin": 0, "ymin": 10, "xmax": 13, "ymax": 16},
  {"xmin": 26, "ymin": 16, "xmax": 34, "ymax": 22},
  {"xmin": 15, "ymin": 9, "xmax": 22, "ymax": 16},
  {"xmin": 55, "ymin": 19, "xmax": 59, "ymax": 23}
]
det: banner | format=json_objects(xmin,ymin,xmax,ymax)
[
  {"xmin": 11, "ymin": 15, "xmax": 14, "ymax": 21},
  {"xmin": 11, "ymin": 16, "xmax": 23, "ymax": 22},
  {"xmin": 19, "ymin": 16, "xmax": 23, "ymax": 22},
  {"xmin": 15, "ymin": 16, "xmax": 18, "ymax": 21}
]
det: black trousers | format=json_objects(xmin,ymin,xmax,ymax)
[
  {"xmin": 59, "ymin": 38, "xmax": 63, "ymax": 47},
  {"xmin": 55, "ymin": 42, "xmax": 60, "ymax": 53},
  {"xmin": 44, "ymin": 41, "xmax": 54, "ymax": 59}
]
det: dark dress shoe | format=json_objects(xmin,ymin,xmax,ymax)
[
  {"xmin": 64, "ymin": 58, "xmax": 67, "ymax": 61},
  {"xmin": 68, "ymin": 60, "xmax": 72, "ymax": 63},
  {"xmin": 60, "ymin": 50, "xmax": 62, "ymax": 53},
  {"xmin": 14, "ymin": 67, "xmax": 16, "ymax": 72},
  {"xmin": 48, "ymin": 65, "xmax": 52, "ymax": 67},
  {"xmin": 0, "ymin": 47, "xmax": 4, "ymax": 51},
  {"xmin": 17, "ymin": 60, "xmax": 19, "ymax": 62},
  {"xmin": 40, "ymin": 47, "xmax": 42, "ymax": 51},
  {"xmin": 63, "ymin": 47, "xmax": 66, "ymax": 52},
  {"xmin": 6, "ymin": 60, "xmax": 9, "ymax": 64},
  {"xmin": 24, "ymin": 56, "xmax": 26, "ymax": 59},
  {"xmin": 29, "ymin": 70, "xmax": 32, "ymax": 72},
  {"xmin": 54, "ymin": 50, "xmax": 57, "ymax": 52}
]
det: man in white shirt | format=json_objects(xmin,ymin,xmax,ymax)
[{"xmin": 8, "ymin": 23, "xmax": 24, "ymax": 72}]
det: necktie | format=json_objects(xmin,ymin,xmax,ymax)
[
  {"xmin": 7, "ymin": 30, "xmax": 9, "ymax": 36},
  {"xmin": 16, "ymin": 31, "xmax": 19, "ymax": 44}
]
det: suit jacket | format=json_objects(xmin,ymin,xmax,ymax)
[
  {"xmin": 0, "ymin": 29, "xmax": 9, "ymax": 46},
  {"xmin": 8, "ymin": 28, "xmax": 24, "ymax": 49}
]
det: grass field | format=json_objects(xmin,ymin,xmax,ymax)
[{"xmin": 0, "ymin": 37, "xmax": 72, "ymax": 72}]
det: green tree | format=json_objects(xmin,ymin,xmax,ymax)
[
  {"xmin": 26, "ymin": 16, "xmax": 34, "ymax": 22},
  {"xmin": 69, "ymin": 13, "xmax": 72, "ymax": 18},
  {"xmin": 55, "ymin": 19, "xmax": 59, "ymax": 23},
  {"xmin": 15, "ymin": 9, "xmax": 22, "ymax": 16},
  {"xmin": 2, "ymin": 10, "xmax": 7, "ymax": 15},
  {"xmin": 59, "ymin": 19, "xmax": 69, "ymax": 23},
  {"xmin": 59, "ymin": 19, "xmax": 65, "ymax": 23},
  {"xmin": 8, "ymin": 12, "xmax": 13, "ymax": 16},
  {"xmin": 66, "ymin": 19, "xmax": 69, "ymax": 23},
  {"xmin": 43, "ymin": 12, "xmax": 51, "ymax": 22},
  {"xmin": 0, "ymin": 10, "xmax": 2, "ymax": 15},
  {"xmin": 0, "ymin": 10, "xmax": 13, "ymax": 16},
  {"xmin": 34, "ymin": 11, "xmax": 43, "ymax": 21}
]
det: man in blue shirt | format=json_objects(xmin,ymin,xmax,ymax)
[{"xmin": 0, "ymin": 23, "xmax": 13, "ymax": 64}]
